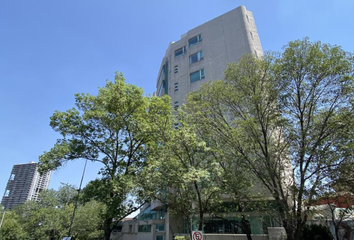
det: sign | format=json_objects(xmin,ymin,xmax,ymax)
[{"xmin": 192, "ymin": 231, "xmax": 203, "ymax": 240}]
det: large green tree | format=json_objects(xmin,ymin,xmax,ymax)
[
  {"xmin": 143, "ymin": 105, "xmax": 255, "ymax": 236},
  {"xmin": 184, "ymin": 38, "xmax": 354, "ymax": 240},
  {"xmin": 144, "ymin": 115, "xmax": 224, "ymax": 234},
  {"xmin": 39, "ymin": 73, "xmax": 171, "ymax": 240},
  {"xmin": 275, "ymin": 38, "xmax": 353, "ymax": 240}
]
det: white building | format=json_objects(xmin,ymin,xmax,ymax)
[
  {"xmin": 155, "ymin": 5, "xmax": 262, "ymax": 105},
  {"xmin": 113, "ymin": 6, "xmax": 270, "ymax": 240}
]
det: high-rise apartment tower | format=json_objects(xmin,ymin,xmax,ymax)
[
  {"xmin": 1, "ymin": 162, "xmax": 51, "ymax": 209},
  {"xmin": 156, "ymin": 5, "xmax": 263, "ymax": 107}
]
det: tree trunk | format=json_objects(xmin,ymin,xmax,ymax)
[
  {"xmin": 198, "ymin": 211, "xmax": 204, "ymax": 231},
  {"xmin": 293, "ymin": 206, "xmax": 306, "ymax": 240},
  {"xmin": 104, "ymin": 217, "xmax": 112, "ymax": 240},
  {"xmin": 283, "ymin": 219, "xmax": 294, "ymax": 240},
  {"xmin": 335, "ymin": 225, "xmax": 340, "ymax": 240},
  {"xmin": 241, "ymin": 215, "xmax": 252, "ymax": 240},
  {"xmin": 187, "ymin": 217, "xmax": 193, "ymax": 240}
]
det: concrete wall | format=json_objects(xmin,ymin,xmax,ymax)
[
  {"xmin": 204, "ymin": 234, "xmax": 268, "ymax": 240},
  {"xmin": 267, "ymin": 227, "xmax": 287, "ymax": 240},
  {"xmin": 156, "ymin": 5, "xmax": 263, "ymax": 106},
  {"xmin": 112, "ymin": 227, "xmax": 288, "ymax": 240}
]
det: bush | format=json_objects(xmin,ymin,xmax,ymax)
[{"xmin": 301, "ymin": 224, "xmax": 333, "ymax": 240}]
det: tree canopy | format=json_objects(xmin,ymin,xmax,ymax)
[
  {"xmin": 35, "ymin": 39, "xmax": 353, "ymax": 240},
  {"xmin": 184, "ymin": 38, "xmax": 354, "ymax": 240},
  {"xmin": 39, "ymin": 72, "xmax": 171, "ymax": 240}
]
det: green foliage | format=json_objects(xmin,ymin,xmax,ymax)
[
  {"xmin": 143, "ymin": 102, "xmax": 238, "ymax": 232},
  {"xmin": 174, "ymin": 235, "xmax": 190, "ymax": 240},
  {"xmin": 14, "ymin": 188, "xmax": 74, "ymax": 240},
  {"xmin": 0, "ymin": 211, "xmax": 26, "ymax": 240},
  {"xmin": 6, "ymin": 186, "xmax": 105, "ymax": 240},
  {"xmin": 72, "ymin": 200, "xmax": 105, "ymax": 240},
  {"xmin": 39, "ymin": 72, "xmax": 171, "ymax": 239},
  {"xmin": 183, "ymin": 38, "xmax": 354, "ymax": 240},
  {"xmin": 301, "ymin": 224, "xmax": 333, "ymax": 240},
  {"xmin": 186, "ymin": 54, "xmax": 280, "ymax": 199}
]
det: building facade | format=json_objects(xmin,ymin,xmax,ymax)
[
  {"xmin": 155, "ymin": 5, "xmax": 263, "ymax": 106},
  {"xmin": 1, "ymin": 162, "xmax": 51, "ymax": 209},
  {"xmin": 112, "ymin": 6, "xmax": 270, "ymax": 240}
]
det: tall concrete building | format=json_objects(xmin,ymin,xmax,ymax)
[
  {"xmin": 112, "ymin": 6, "xmax": 267, "ymax": 240},
  {"xmin": 1, "ymin": 162, "xmax": 51, "ymax": 209},
  {"xmin": 156, "ymin": 5, "xmax": 263, "ymax": 106}
]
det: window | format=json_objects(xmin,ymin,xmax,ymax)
[
  {"xmin": 10, "ymin": 174, "xmax": 15, "ymax": 180},
  {"xmin": 189, "ymin": 34, "xmax": 202, "ymax": 47},
  {"xmin": 157, "ymin": 67, "xmax": 165, "ymax": 88},
  {"xmin": 175, "ymin": 46, "xmax": 186, "ymax": 58},
  {"xmin": 189, "ymin": 51, "xmax": 204, "ymax": 64},
  {"xmin": 174, "ymin": 101, "xmax": 179, "ymax": 110},
  {"xmin": 156, "ymin": 235, "xmax": 164, "ymax": 240},
  {"xmin": 174, "ymin": 83, "xmax": 178, "ymax": 91},
  {"xmin": 157, "ymin": 67, "xmax": 166, "ymax": 97},
  {"xmin": 156, "ymin": 224, "xmax": 165, "ymax": 231},
  {"xmin": 137, "ymin": 206, "xmax": 166, "ymax": 220},
  {"xmin": 112, "ymin": 226, "xmax": 122, "ymax": 232},
  {"xmin": 138, "ymin": 225, "xmax": 152, "ymax": 232},
  {"xmin": 190, "ymin": 69, "xmax": 205, "ymax": 83},
  {"xmin": 5, "ymin": 190, "xmax": 10, "ymax": 197},
  {"xmin": 174, "ymin": 122, "xmax": 179, "ymax": 129},
  {"xmin": 157, "ymin": 209, "xmax": 165, "ymax": 219},
  {"xmin": 174, "ymin": 65, "xmax": 178, "ymax": 73},
  {"xmin": 158, "ymin": 82, "xmax": 165, "ymax": 96}
]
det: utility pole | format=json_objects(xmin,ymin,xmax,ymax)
[
  {"xmin": 67, "ymin": 159, "xmax": 88, "ymax": 238},
  {"xmin": 0, "ymin": 209, "xmax": 5, "ymax": 229}
]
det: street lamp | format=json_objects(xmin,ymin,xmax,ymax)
[
  {"xmin": 66, "ymin": 159, "xmax": 88, "ymax": 239},
  {"xmin": 0, "ymin": 208, "xmax": 5, "ymax": 229}
]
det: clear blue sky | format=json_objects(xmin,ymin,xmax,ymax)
[{"xmin": 1, "ymin": 0, "xmax": 353, "ymax": 195}]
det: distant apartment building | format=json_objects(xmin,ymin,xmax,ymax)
[{"xmin": 1, "ymin": 162, "xmax": 51, "ymax": 209}]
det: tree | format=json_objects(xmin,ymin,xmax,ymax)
[
  {"xmin": 328, "ymin": 117, "xmax": 354, "ymax": 194},
  {"xmin": 0, "ymin": 210, "xmax": 26, "ymax": 240},
  {"xmin": 14, "ymin": 187, "xmax": 75, "ymax": 240},
  {"xmin": 11, "ymin": 185, "xmax": 105, "ymax": 240},
  {"xmin": 72, "ymin": 200, "xmax": 105, "ymax": 240},
  {"xmin": 185, "ymin": 52, "xmax": 284, "ymax": 232},
  {"xmin": 39, "ymin": 72, "xmax": 171, "ymax": 240},
  {"xmin": 275, "ymin": 38, "xmax": 354, "ymax": 240},
  {"xmin": 143, "ymin": 103, "xmax": 256, "ymax": 238},
  {"xmin": 145, "ymin": 117, "xmax": 224, "ymax": 234},
  {"xmin": 184, "ymin": 38, "xmax": 354, "ymax": 240}
]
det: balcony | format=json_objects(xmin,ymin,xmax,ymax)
[{"xmin": 151, "ymin": 199, "xmax": 164, "ymax": 211}]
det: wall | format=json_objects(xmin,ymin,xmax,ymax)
[{"xmin": 204, "ymin": 234, "xmax": 268, "ymax": 240}]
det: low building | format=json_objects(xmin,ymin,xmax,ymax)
[{"xmin": 308, "ymin": 193, "xmax": 354, "ymax": 240}]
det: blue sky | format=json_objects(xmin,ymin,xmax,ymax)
[{"xmin": 1, "ymin": 0, "xmax": 353, "ymax": 196}]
